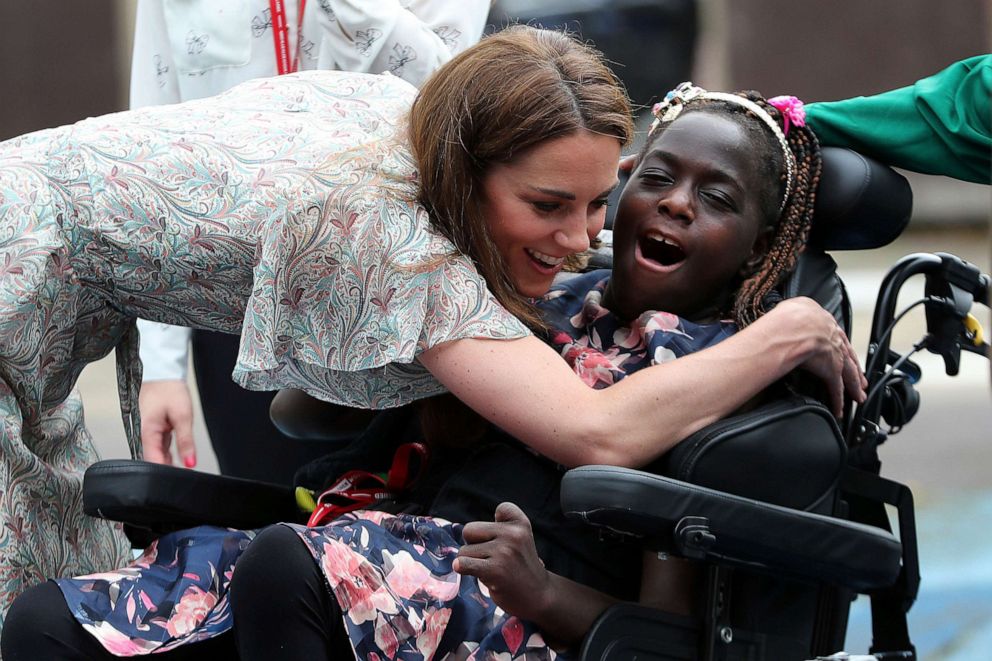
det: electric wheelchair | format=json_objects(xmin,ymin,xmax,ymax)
[{"xmin": 82, "ymin": 147, "xmax": 991, "ymax": 660}]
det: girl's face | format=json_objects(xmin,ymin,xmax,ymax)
[
  {"xmin": 480, "ymin": 130, "xmax": 621, "ymax": 298},
  {"xmin": 605, "ymin": 111, "xmax": 772, "ymax": 322}
]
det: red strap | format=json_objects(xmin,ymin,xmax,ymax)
[
  {"xmin": 306, "ymin": 443, "xmax": 430, "ymax": 528},
  {"xmin": 268, "ymin": 0, "xmax": 307, "ymax": 75},
  {"xmin": 385, "ymin": 442, "xmax": 429, "ymax": 491},
  {"xmin": 306, "ymin": 470, "xmax": 387, "ymax": 527}
]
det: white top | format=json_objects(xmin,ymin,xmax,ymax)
[{"xmin": 132, "ymin": 0, "xmax": 492, "ymax": 381}]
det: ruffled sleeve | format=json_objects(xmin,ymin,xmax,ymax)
[{"xmin": 233, "ymin": 81, "xmax": 529, "ymax": 408}]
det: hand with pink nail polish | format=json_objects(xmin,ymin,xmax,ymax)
[{"xmin": 138, "ymin": 380, "xmax": 197, "ymax": 469}]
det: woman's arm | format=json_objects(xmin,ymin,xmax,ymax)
[{"xmin": 420, "ymin": 297, "xmax": 864, "ymax": 469}]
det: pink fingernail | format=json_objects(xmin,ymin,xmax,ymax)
[{"xmin": 183, "ymin": 456, "xmax": 196, "ymax": 468}]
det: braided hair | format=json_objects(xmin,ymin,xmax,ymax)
[{"xmin": 645, "ymin": 90, "xmax": 822, "ymax": 329}]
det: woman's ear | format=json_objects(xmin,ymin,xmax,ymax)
[{"xmin": 740, "ymin": 226, "xmax": 774, "ymax": 276}]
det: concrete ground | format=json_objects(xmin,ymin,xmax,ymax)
[{"xmin": 79, "ymin": 226, "xmax": 991, "ymax": 659}]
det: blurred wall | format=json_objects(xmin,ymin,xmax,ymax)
[
  {"xmin": 0, "ymin": 0, "xmax": 135, "ymax": 141},
  {"xmin": 721, "ymin": 0, "xmax": 988, "ymax": 100},
  {"xmin": 695, "ymin": 0, "xmax": 990, "ymax": 226}
]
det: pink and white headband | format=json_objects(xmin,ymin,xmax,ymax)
[{"xmin": 649, "ymin": 82, "xmax": 807, "ymax": 212}]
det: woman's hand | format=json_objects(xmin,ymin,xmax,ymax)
[
  {"xmin": 454, "ymin": 502, "xmax": 552, "ymax": 622},
  {"xmin": 761, "ymin": 297, "xmax": 867, "ymax": 416},
  {"xmin": 139, "ymin": 379, "xmax": 197, "ymax": 468}
]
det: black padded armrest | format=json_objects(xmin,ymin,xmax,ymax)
[
  {"xmin": 270, "ymin": 389, "xmax": 377, "ymax": 442},
  {"xmin": 84, "ymin": 460, "xmax": 301, "ymax": 531},
  {"xmin": 561, "ymin": 465, "xmax": 901, "ymax": 592}
]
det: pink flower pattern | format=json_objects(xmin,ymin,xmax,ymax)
[
  {"xmin": 541, "ymin": 272, "xmax": 735, "ymax": 388},
  {"xmin": 293, "ymin": 512, "xmax": 559, "ymax": 659},
  {"xmin": 164, "ymin": 586, "xmax": 219, "ymax": 638}
]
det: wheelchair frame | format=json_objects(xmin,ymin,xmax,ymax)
[{"xmin": 563, "ymin": 251, "xmax": 989, "ymax": 661}]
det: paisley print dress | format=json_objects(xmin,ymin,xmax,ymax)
[{"xmin": 0, "ymin": 70, "xmax": 527, "ymax": 627}]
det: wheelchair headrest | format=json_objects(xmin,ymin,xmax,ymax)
[{"xmin": 810, "ymin": 147, "xmax": 913, "ymax": 251}]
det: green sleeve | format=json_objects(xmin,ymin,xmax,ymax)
[{"xmin": 806, "ymin": 54, "xmax": 991, "ymax": 184}]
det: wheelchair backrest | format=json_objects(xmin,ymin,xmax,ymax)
[{"xmin": 782, "ymin": 147, "xmax": 913, "ymax": 334}]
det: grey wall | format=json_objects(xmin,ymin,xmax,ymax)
[{"xmin": 0, "ymin": 0, "xmax": 131, "ymax": 141}]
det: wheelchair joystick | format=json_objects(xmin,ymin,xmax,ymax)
[{"xmin": 674, "ymin": 516, "xmax": 716, "ymax": 560}]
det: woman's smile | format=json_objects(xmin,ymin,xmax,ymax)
[{"xmin": 480, "ymin": 129, "xmax": 621, "ymax": 298}]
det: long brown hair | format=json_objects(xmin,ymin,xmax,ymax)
[{"xmin": 408, "ymin": 25, "xmax": 633, "ymax": 329}]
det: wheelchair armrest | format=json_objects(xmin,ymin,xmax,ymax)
[
  {"xmin": 84, "ymin": 460, "xmax": 301, "ymax": 532},
  {"xmin": 561, "ymin": 465, "xmax": 901, "ymax": 593}
]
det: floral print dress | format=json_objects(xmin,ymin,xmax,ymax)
[
  {"xmin": 51, "ymin": 271, "xmax": 737, "ymax": 660},
  {"xmin": 0, "ymin": 69, "xmax": 527, "ymax": 629},
  {"xmin": 58, "ymin": 515, "xmax": 557, "ymax": 659},
  {"xmin": 541, "ymin": 270, "xmax": 736, "ymax": 387}
]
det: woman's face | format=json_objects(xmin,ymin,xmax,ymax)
[
  {"xmin": 605, "ymin": 111, "xmax": 772, "ymax": 322},
  {"xmin": 480, "ymin": 130, "xmax": 621, "ymax": 298}
]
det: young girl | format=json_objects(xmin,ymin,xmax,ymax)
[
  {"xmin": 3, "ymin": 84, "xmax": 832, "ymax": 659},
  {"xmin": 454, "ymin": 83, "xmax": 828, "ymax": 649}
]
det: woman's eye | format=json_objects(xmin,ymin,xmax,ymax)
[
  {"xmin": 532, "ymin": 201, "xmax": 560, "ymax": 213},
  {"xmin": 592, "ymin": 197, "xmax": 610, "ymax": 210}
]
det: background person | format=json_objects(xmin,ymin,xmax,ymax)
[{"xmin": 806, "ymin": 54, "xmax": 990, "ymax": 184}]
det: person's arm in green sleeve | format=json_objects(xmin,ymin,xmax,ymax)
[{"xmin": 806, "ymin": 54, "xmax": 990, "ymax": 184}]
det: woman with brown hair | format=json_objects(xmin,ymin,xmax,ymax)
[{"xmin": 0, "ymin": 25, "xmax": 860, "ymax": 658}]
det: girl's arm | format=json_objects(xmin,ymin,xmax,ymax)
[
  {"xmin": 454, "ymin": 502, "xmax": 619, "ymax": 648},
  {"xmin": 455, "ymin": 504, "xmax": 700, "ymax": 648},
  {"xmin": 420, "ymin": 297, "xmax": 864, "ymax": 469}
]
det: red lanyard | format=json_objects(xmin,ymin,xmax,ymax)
[{"xmin": 268, "ymin": 0, "xmax": 307, "ymax": 75}]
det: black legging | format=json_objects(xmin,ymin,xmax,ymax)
[
  {"xmin": 1, "ymin": 527, "xmax": 353, "ymax": 660},
  {"xmin": 190, "ymin": 330, "xmax": 331, "ymax": 484}
]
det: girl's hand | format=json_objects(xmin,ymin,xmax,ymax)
[
  {"xmin": 764, "ymin": 297, "xmax": 867, "ymax": 416},
  {"xmin": 454, "ymin": 502, "xmax": 552, "ymax": 622}
]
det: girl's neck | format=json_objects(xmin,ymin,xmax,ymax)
[{"xmin": 602, "ymin": 278, "xmax": 732, "ymax": 326}]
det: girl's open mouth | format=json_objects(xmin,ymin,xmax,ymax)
[{"xmin": 637, "ymin": 233, "xmax": 686, "ymax": 271}]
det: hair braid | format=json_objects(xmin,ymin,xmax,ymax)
[{"xmin": 731, "ymin": 93, "xmax": 822, "ymax": 328}]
